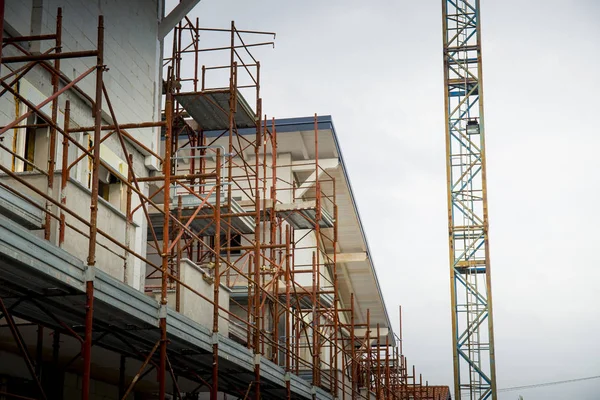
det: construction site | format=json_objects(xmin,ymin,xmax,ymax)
[{"xmin": 0, "ymin": 0, "xmax": 500, "ymax": 399}]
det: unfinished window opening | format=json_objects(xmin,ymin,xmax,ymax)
[
  {"xmin": 20, "ymin": 114, "xmax": 49, "ymax": 172},
  {"xmin": 98, "ymin": 170, "xmax": 123, "ymax": 210}
]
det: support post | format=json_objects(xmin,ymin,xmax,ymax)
[
  {"xmin": 44, "ymin": 8, "xmax": 62, "ymax": 241},
  {"xmin": 158, "ymin": 74, "xmax": 174, "ymax": 400},
  {"xmin": 211, "ymin": 148, "xmax": 222, "ymax": 400},
  {"xmin": 82, "ymin": 15, "xmax": 104, "ymax": 400},
  {"xmin": 59, "ymin": 101, "xmax": 70, "ymax": 246},
  {"xmin": 350, "ymin": 293, "xmax": 356, "ymax": 400}
]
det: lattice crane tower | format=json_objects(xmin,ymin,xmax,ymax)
[{"xmin": 441, "ymin": 1, "xmax": 497, "ymax": 399}]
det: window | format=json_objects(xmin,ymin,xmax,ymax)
[
  {"xmin": 19, "ymin": 114, "xmax": 48, "ymax": 172},
  {"xmin": 99, "ymin": 181, "xmax": 109, "ymax": 201},
  {"xmin": 98, "ymin": 171, "xmax": 122, "ymax": 209}
]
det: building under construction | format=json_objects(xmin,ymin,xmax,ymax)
[{"xmin": 0, "ymin": 1, "xmax": 449, "ymax": 399}]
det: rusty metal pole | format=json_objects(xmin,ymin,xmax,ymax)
[
  {"xmin": 253, "ymin": 110, "xmax": 262, "ymax": 400},
  {"xmin": 332, "ymin": 184, "xmax": 340, "ymax": 399},
  {"xmin": 124, "ymin": 154, "xmax": 133, "ymax": 284},
  {"xmin": 82, "ymin": 15, "xmax": 104, "ymax": 400},
  {"xmin": 411, "ymin": 364, "xmax": 415, "ymax": 399},
  {"xmin": 350, "ymin": 293, "xmax": 356, "ymax": 400},
  {"xmin": 399, "ymin": 305, "xmax": 403, "ymax": 355},
  {"xmin": 247, "ymin": 252, "xmax": 253, "ymax": 347},
  {"xmin": 311, "ymin": 251, "xmax": 318, "ymax": 395},
  {"xmin": 59, "ymin": 101, "xmax": 70, "ymax": 246},
  {"xmin": 0, "ymin": 0, "xmax": 4, "ymax": 70},
  {"xmin": 376, "ymin": 324, "xmax": 381, "ymax": 399},
  {"xmin": 385, "ymin": 335, "xmax": 390, "ymax": 400},
  {"xmin": 193, "ymin": 18, "xmax": 199, "ymax": 91},
  {"xmin": 395, "ymin": 350, "xmax": 399, "ymax": 400},
  {"xmin": 366, "ymin": 310, "xmax": 371, "ymax": 396},
  {"xmin": 252, "ymin": 31, "xmax": 263, "ymax": 395},
  {"xmin": 285, "ymin": 226, "xmax": 292, "ymax": 399},
  {"xmin": 260, "ymin": 118, "xmax": 267, "ymax": 358},
  {"xmin": 158, "ymin": 76, "xmax": 174, "ymax": 400},
  {"xmin": 211, "ymin": 148, "xmax": 222, "ymax": 400},
  {"xmin": 227, "ymin": 22, "xmax": 235, "ymax": 208},
  {"xmin": 269, "ymin": 118, "xmax": 278, "ymax": 364},
  {"xmin": 313, "ymin": 114, "xmax": 321, "ymax": 396},
  {"xmin": 45, "ymin": 7, "xmax": 62, "ymax": 241},
  {"xmin": 175, "ymin": 195, "xmax": 182, "ymax": 311}
]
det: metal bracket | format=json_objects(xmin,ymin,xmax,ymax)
[
  {"xmin": 211, "ymin": 332, "xmax": 219, "ymax": 345},
  {"xmin": 158, "ymin": 304, "xmax": 167, "ymax": 318},
  {"xmin": 84, "ymin": 265, "xmax": 95, "ymax": 282}
]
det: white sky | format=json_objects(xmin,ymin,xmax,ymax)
[{"xmin": 177, "ymin": 1, "xmax": 600, "ymax": 398}]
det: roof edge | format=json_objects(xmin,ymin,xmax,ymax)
[{"xmin": 276, "ymin": 115, "xmax": 396, "ymax": 346}]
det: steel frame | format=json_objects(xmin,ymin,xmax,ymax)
[
  {"xmin": 0, "ymin": 4, "xmax": 441, "ymax": 400},
  {"xmin": 441, "ymin": 1, "xmax": 497, "ymax": 399}
]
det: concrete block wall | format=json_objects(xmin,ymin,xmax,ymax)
[
  {"xmin": 0, "ymin": 172, "xmax": 144, "ymax": 287},
  {"xmin": 153, "ymin": 258, "xmax": 231, "ymax": 336},
  {"xmin": 0, "ymin": 95, "xmax": 18, "ymax": 168},
  {"xmin": 4, "ymin": 0, "xmax": 161, "ymax": 151},
  {"xmin": 1, "ymin": 0, "xmax": 159, "ymax": 291}
]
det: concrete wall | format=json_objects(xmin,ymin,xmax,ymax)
[
  {"xmin": 0, "ymin": 172, "xmax": 145, "ymax": 289},
  {"xmin": 1, "ymin": 0, "xmax": 159, "ymax": 291},
  {"xmin": 60, "ymin": 178, "xmax": 134, "ymax": 283},
  {"xmin": 153, "ymin": 258, "xmax": 231, "ymax": 336},
  {"xmin": 4, "ymin": 0, "xmax": 161, "ymax": 151}
]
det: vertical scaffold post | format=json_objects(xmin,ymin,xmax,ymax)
[
  {"xmin": 45, "ymin": 8, "xmax": 61, "ymax": 241},
  {"xmin": 285, "ymin": 225, "xmax": 292, "ymax": 399},
  {"xmin": 212, "ymin": 148, "xmax": 222, "ymax": 400},
  {"xmin": 159, "ymin": 69, "xmax": 174, "ymax": 400},
  {"xmin": 0, "ymin": 0, "xmax": 4, "ymax": 69},
  {"xmin": 441, "ymin": 0, "xmax": 497, "ymax": 399},
  {"xmin": 83, "ymin": 14, "xmax": 104, "ymax": 400}
]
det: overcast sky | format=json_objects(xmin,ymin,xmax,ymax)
[{"xmin": 176, "ymin": 1, "xmax": 600, "ymax": 398}]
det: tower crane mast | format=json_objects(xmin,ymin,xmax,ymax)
[{"xmin": 441, "ymin": 1, "xmax": 497, "ymax": 399}]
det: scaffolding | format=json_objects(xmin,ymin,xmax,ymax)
[
  {"xmin": 441, "ymin": 1, "xmax": 497, "ymax": 399},
  {"xmin": 0, "ymin": 5, "xmax": 444, "ymax": 400}
]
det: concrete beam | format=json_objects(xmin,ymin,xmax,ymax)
[
  {"xmin": 291, "ymin": 158, "xmax": 339, "ymax": 172},
  {"xmin": 326, "ymin": 252, "xmax": 368, "ymax": 263},
  {"xmin": 294, "ymin": 169, "xmax": 319, "ymax": 199},
  {"xmin": 299, "ymin": 131, "xmax": 310, "ymax": 159},
  {"xmin": 292, "ymin": 158, "xmax": 339, "ymax": 199},
  {"xmin": 158, "ymin": 0, "xmax": 202, "ymax": 39},
  {"xmin": 354, "ymin": 327, "xmax": 390, "ymax": 343}
]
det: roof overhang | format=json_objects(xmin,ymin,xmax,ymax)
[
  {"xmin": 190, "ymin": 115, "xmax": 395, "ymax": 345},
  {"xmin": 270, "ymin": 116, "xmax": 395, "ymax": 345}
]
